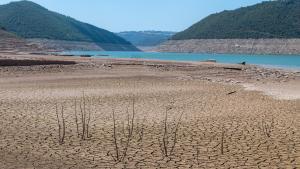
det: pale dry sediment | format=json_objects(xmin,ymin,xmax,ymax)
[
  {"xmin": 243, "ymin": 81, "xmax": 300, "ymax": 100},
  {"xmin": 155, "ymin": 39, "xmax": 300, "ymax": 55}
]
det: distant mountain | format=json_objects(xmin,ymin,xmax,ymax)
[
  {"xmin": 0, "ymin": 1, "xmax": 139, "ymax": 51},
  {"xmin": 173, "ymin": 0, "xmax": 300, "ymax": 40},
  {"xmin": 118, "ymin": 31, "xmax": 176, "ymax": 47}
]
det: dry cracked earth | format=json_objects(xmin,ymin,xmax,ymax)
[{"xmin": 0, "ymin": 62, "xmax": 299, "ymax": 169}]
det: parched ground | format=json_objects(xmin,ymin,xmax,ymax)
[{"xmin": 0, "ymin": 54, "xmax": 299, "ymax": 169}]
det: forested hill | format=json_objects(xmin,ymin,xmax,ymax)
[
  {"xmin": 172, "ymin": 0, "xmax": 300, "ymax": 40},
  {"xmin": 0, "ymin": 1, "xmax": 139, "ymax": 51}
]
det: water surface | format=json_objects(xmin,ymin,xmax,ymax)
[{"xmin": 62, "ymin": 51, "xmax": 300, "ymax": 70}]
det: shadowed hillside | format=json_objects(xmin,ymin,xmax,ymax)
[{"xmin": 0, "ymin": 1, "xmax": 139, "ymax": 51}]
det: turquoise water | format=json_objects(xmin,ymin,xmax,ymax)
[{"xmin": 63, "ymin": 51, "xmax": 300, "ymax": 70}]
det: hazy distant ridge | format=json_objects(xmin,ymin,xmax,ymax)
[{"xmin": 118, "ymin": 31, "xmax": 176, "ymax": 47}]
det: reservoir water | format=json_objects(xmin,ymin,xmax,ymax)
[{"xmin": 63, "ymin": 51, "xmax": 300, "ymax": 70}]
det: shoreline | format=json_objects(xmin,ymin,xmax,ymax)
[
  {"xmin": 1, "ymin": 52, "xmax": 299, "ymax": 100},
  {"xmin": 34, "ymin": 51, "xmax": 300, "ymax": 72},
  {"xmin": 155, "ymin": 39, "xmax": 300, "ymax": 55},
  {"xmin": 58, "ymin": 51, "xmax": 300, "ymax": 71}
]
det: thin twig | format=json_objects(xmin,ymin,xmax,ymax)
[
  {"xmin": 55, "ymin": 103, "xmax": 61, "ymax": 144},
  {"xmin": 160, "ymin": 108, "xmax": 184, "ymax": 157},
  {"xmin": 61, "ymin": 105, "xmax": 66, "ymax": 144},
  {"xmin": 169, "ymin": 111, "xmax": 184, "ymax": 156},
  {"xmin": 221, "ymin": 126, "xmax": 224, "ymax": 155},
  {"xmin": 55, "ymin": 103, "xmax": 65, "ymax": 144},
  {"xmin": 162, "ymin": 107, "xmax": 168, "ymax": 156},
  {"xmin": 86, "ymin": 100, "xmax": 92, "ymax": 138},
  {"xmin": 112, "ymin": 109, "xmax": 119, "ymax": 161},
  {"xmin": 74, "ymin": 99, "xmax": 80, "ymax": 138},
  {"xmin": 82, "ymin": 92, "xmax": 86, "ymax": 140}
]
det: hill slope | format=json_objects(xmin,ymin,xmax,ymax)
[
  {"xmin": 173, "ymin": 0, "xmax": 300, "ymax": 40},
  {"xmin": 0, "ymin": 27, "xmax": 19, "ymax": 39},
  {"xmin": 118, "ymin": 31, "xmax": 176, "ymax": 47},
  {"xmin": 0, "ymin": 1, "xmax": 138, "ymax": 51},
  {"xmin": 0, "ymin": 27, "xmax": 39, "ymax": 51}
]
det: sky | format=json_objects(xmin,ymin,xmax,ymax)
[{"xmin": 0, "ymin": 0, "xmax": 265, "ymax": 32}]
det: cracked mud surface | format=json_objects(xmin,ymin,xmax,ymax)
[{"xmin": 0, "ymin": 55, "xmax": 299, "ymax": 169}]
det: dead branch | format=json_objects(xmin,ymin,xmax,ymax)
[
  {"xmin": 110, "ymin": 97, "xmax": 136, "ymax": 162},
  {"xmin": 137, "ymin": 116, "xmax": 146, "ymax": 142},
  {"xmin": 169, "ymin": 111, "xmax": 184, "ymax": 155},
  {"xmin": 86, "ymin": 100, "xmax": 92, "ymax": 138},
  {"xmin": 61, "ymin": 105, "xmax": 66, "ymax": 144},
  {"xmin": 223, "ymin": 67, "xmax": 242, "ymax": 71},
  {"xmin": 262, "ymin": 117, "xmax": 272, "ymax": 138},
  {"xmin": 81, "ymin": 92, "xmax": 86, "ymax": 140},
  {"xmin": 55, "ymin": 103, "xmax": 66, "ymax": 145},
  {"xmin": 227, "ymin": 91, "xmax": 237, "ymax": 95},
  {"xmin": 162, "ymin": 108, "xmax": 168, "ymax": 156},
  {"xmin": 221, "ymin": 126, "xmax": 225, "ymax": 155},
  {"xmin": 112, "ymin": 109, "xmax": 120, "ymax": 161},
  {"xmin": 55, "ymin": 104, "xmax": 61, "ymax": 144},
  {"xmin": 196, "ymin": 141, "xmax": 200, "ymax": 165}
]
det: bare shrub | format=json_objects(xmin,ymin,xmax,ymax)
[
  {"xmin": 53, "ymin": 93, "xmax": 94, "ymax": 144},
  {"xmin": 159, "ymin": 107, "xmax": 184, "ymax": 157},
  {"xmin": 75, "ymin": 92, "xmax": 93, "ymax": 140},
  {"xmin": 110, "ymin": 98, "xmax": 136, "ymax": 162}
]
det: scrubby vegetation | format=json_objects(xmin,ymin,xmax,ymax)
[{"xmin": 173, "ymin": 0, "xmax": 300, "ymax": 39}]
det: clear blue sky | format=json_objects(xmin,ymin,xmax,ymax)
[{"xmin": 0, "ymin": 0, "xmax": 265, "ymax": 32}]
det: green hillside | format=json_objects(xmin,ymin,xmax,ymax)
[
  {"xmin": 0, "ymin": 1, "xmax": 138, "ymax": 51},
  {"xmin": 173, "ymin": 0, "xmax": 300, "ymax": 40}
]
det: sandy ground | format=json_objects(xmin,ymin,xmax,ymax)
[
  {"xmin": 243, "ymin": 81, "xmax": 300, "ymax": 100},
  {"xmin": 0, "ymin": 53, "xmax": 299, "ymax": 169}
]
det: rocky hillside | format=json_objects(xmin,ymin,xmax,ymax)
[
  {"xmin": 0, "ymin": 28, "xmax": 38, "ymax": 52},
  {"xmin": 0, "ymin": 1, "xmax": 138, "ymax": 51},
  {"xmin": 156, "ymin": 39, "xmax": 300, "ymax": 55},
  {"xmin": 0, "ymin": 27, "xmax": 18, "ymax": 39}
]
